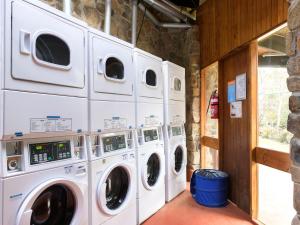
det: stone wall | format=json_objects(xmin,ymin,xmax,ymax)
[
  {"xmin": 41, "ymin": 0, "xmax": 201, "ymax": 176},
  {"xmin": 286, "ymin": 0, "xmax": 300, "ymax": 224}
]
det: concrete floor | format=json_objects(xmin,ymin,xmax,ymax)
[{"xmin": 143, "ymin": 189, "xmax": 257, "ymax": 225}]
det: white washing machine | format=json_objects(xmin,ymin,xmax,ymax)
[
  {"xmin": 163, "ymin": 61, "xmax": 187, "ymax": 202},
  {"xmin": 134, "ymin": 48, "xmax": 165, "ymax": 224},
  {"xmin": 0, "ymin": 135, "xmax": 89, "ymax": 225},
  {"xmin": 87, "ymin": 28, "xmax": 137, "ymax": 225},
  {"xmin": 0, "ymin": 0, "xmax": 88, "ymax": 145},
  {"xmin": 88, "ymin": 130, "xmax": 136, "ymax": 225}
]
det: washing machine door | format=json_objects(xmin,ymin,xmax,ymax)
[
  {"xmin": 172, "ymin": 146, "xmax": 185, "ymax": 175},
  {"xmin": 16, "ymin": 179, "xmax": 85, "ymax": 225},
  {"xmin": 97, "ymin": 163, "xmax": 133, "ymax": 216},
  {"xmin": 142, "ymin": 152, "xmax": 162, "ymax": 190}
]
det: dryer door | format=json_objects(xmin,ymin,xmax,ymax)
[
  {"xmin": 97, "ymin": 163, "xmax": 133, "ymax": 215},
  {"xmin": 11, "ymin": 1, "xmax": 85, "ymax": 88},
  {"xmin": 168, "ymin": 70, "xmax": 185, "ymax": 102},
  {"xmin": 16, "ymin": 179, "xmax": 85, "ymax": 225},
  {"xmin": 142, "ymin": 152, "xmax": 163, "ymax": 190},
  {"xmin": 136, "ymin": 54, "xmax": 163, "ymax": 99},
  {"xmin": 92, "ymin": 35, "xmax": 133, "ymax": 96}
]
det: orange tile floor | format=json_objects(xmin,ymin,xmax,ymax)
[{"xmin": 143, "ymin": 189, "xmax": 257, "ymax": 225}]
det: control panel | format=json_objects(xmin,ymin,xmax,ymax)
[
  {"xmin": 29, "ymin": 141, "xmax": 71, "ymax": 165},
  {"xmin": 102, "ymin": 135, "xmax": 126, "ymax": 153},
  {"xmin": 144, "ymin": 129, "xmax": 158, "ymax": 142},
  {"xmin": 171, "ymin": 126, "xmax": 182, "ymax": 136}
]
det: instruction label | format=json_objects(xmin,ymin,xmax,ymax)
[
  {"xmin": 30, "ymin": 118, "xmax": 72, "ymax": 132},
  {"xmin": 104, "ymin": 117, "xmax": 127, "ymax": 130},
  {"xmin": 145, "ymin": 115, "xmax": 160, "ymax": 126},
  {"xmin": 172, "ymin": 115, "xmax": 183, "ymax": 124}
]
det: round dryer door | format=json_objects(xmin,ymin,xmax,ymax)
[
  {"xmin": 142, "ymin": 153, "xmax": 161, "ymax": 190},
  {"xmin": 97, "ymin": 164, "xmax": 132, "ymax": 215},
  {"xmin": 173, "ymin": 146, "xmax": 184, "ymax": 174},
  {"xmin": 16, "ymin": 179, "xmax": 85, "ymax": 225}
]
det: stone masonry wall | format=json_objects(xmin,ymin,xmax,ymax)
[
  {"xmin": 286, "ymin": 0, "xmax": 300, "ymax": 224},
  {"xmin": 41, "ymin": 0, "xmax": 201, "ymax": 176}
]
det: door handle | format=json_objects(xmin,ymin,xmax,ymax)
[
  {"xmin": 20, "ymin": 30, "xmax": 31, "ymax": 55},
  {"xmin": 97, "ymin": 58, "xmax": 104, "ymax": 75}
]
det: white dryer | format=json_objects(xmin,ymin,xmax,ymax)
[
  {"xmin": 0, "ymin": 0, "xmax": 88, "ymax": 144},
  {"xmin": 163, "ymin": 61, "xmax": 187, "ymax": 202},
  {"xmin": 88, "ymin": 28, "xmax": 135, "ymax": 134},
  {"xmin": 88, "ymin": 131, "xmax": 136, "ymax": 225},
  {"xmin": 134, "ymin": 48, "xmax": 165, "ymax": 224},
  {"xmin": 0, "ymin": 135, "xmax": 89, "ymax": 225}
]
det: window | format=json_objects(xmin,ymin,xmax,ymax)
[
  {"xmin": 174, "ymin": 78, "xmax": 181, "ymax": 91},
  {"xmin": 145, "ymin": 70, "xmax": 157, "ymax": 86},
  {"xmin": 105, "ymin": 57, "xmax": 124, "ymax": 80},
  {"xmin": 257, "ymin": 24, "xmax": 293, "ymax": 225},
  {"xmin": 174, "ymin": 146, "xmax": 184, "ymax": 172},
  {"xmin": 35, "ymin": 34, "xmax": 70, "ymax": 66},
  {"xmin": 258, "ymin": 26, "xmax": 291, "ymax": 153},
  {"xmin": 200, "ymin": 62, "xmax": 219, "ymax": 169}
]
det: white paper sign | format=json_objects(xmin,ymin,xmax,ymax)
[
  {"xmin": 236, "ymin": 73, "xmax": 246, "ymax": 100},
  {"xmin": 230, "ymin": 101, "xmax": 242, "ymax": 118}
]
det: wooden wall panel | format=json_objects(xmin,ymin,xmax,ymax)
[
  {"xmin": 218, "ymin": 43, "xmax": 258, "ymax": 215},
  {"xmin": 198, "ymin": 0, "xmax": 288, "ymax": 68}
]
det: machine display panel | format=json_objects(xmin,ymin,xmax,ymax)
[
  {"xmin": 172, "ymin": 126, "xmax": 182, "ymax": 136},
  {"xmin": 144, "ymin": 129, "xmax": 158, "ymax": 142},
  {"xmin": 102, "ymin": 135, "xmax": 126, "ymax": 153},
  {"xmin": 29, "ymin": 141, "xmax": 71, "ymax": 165}
]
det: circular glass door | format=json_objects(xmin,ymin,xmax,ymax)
[
  {"xmin": 30, "ymin": 184, "xmax": 75, "ymax": 225},
  {"xmin": 105, "ymin": 167, "xmax": 129, "ymax": 210},
  {"xmin": 174, "ymin": 146, "xmax": 184, "ymax": 173},
  {"xmin": 147, "ymin": 153, "xmax": 160, "ymax": 186}
]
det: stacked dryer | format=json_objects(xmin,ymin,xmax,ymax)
[
  {"xmin": 134, "ymin": 48, "xmax": 165, "ymax": 224},
  {"xmin": 0, "ymin": 1, "xmax": 89, "ymax": 225},
  {"xmin": 87, "ymin": 28, "xmax": 137, "ymax": 225},
  {"xmin": 163, "ymin": 61, "xmax": 187, "ymax": 202}
]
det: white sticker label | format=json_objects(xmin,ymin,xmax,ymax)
[
  {"xmin": 145, "ymin": 116, "xmax": 160, "ymax": 126},
  {"xmin": 172, "ymin": 115, "xmax": 182, "ymax": 124},
  {"xmin": 30, "ymin": 118, "xmax": 72, "ymax": 132},
  {"xmin": 104, "ymin": 117, "xmax": 127, "ymax": 130}
]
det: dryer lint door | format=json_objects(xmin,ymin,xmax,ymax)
[
  {"xmin": 136, "ymin": 55, "xmax": 163, "ymax": 99},
  {"xmin": 92, "ymin": 35, "xmax": 133, "ymax": 96},
  {"xmin": 11, "ymin": 1, "xmax": 85, "ymax": 89}
]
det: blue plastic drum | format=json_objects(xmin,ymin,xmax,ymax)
[{"xmin": 190, "ymin": 169, "xmax": 229, "ymax": 207}]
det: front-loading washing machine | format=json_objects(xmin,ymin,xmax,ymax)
[
  {"xmin": 0, "ymin": 0, "xmax": 88, "ymax": 148},
  {"xmin": 134, "ymin": 48, "xmax": 165, "ymax": 224},
  {"xmin": 0, "ymin": 135, "xmax": 89, "ymax": 225},
  {"xmin": 88, "ymin": 130, "xmax": 136, "ymax": 225},
  {"xmin": 163, "ymin": 61, "xmax": 187, "ymax": 202}
]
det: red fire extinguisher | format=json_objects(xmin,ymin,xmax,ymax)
[{"xmin": 207, "ymin": 90, "xmax": 219, "ymax": 119}]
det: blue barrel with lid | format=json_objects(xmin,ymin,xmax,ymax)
[{"xmin": 190, "ymin": 169, "xmax": 229, "ymax": 207}]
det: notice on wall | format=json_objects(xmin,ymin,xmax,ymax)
[
  {"xmin": 230, "ymin": 101, "xmax": 242, "ymax": 118},
  {"xmin": 227, "ymin": 80, "xmax": 236, "ymax": 103},
  {"xmin": 236, "ymin": 73, "xmax": 247, "ymax": 100}
]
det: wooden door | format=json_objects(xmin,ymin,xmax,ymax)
[{"xmin": 218, "ymin": 43, "xmax": 258, "ymax": 216}]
